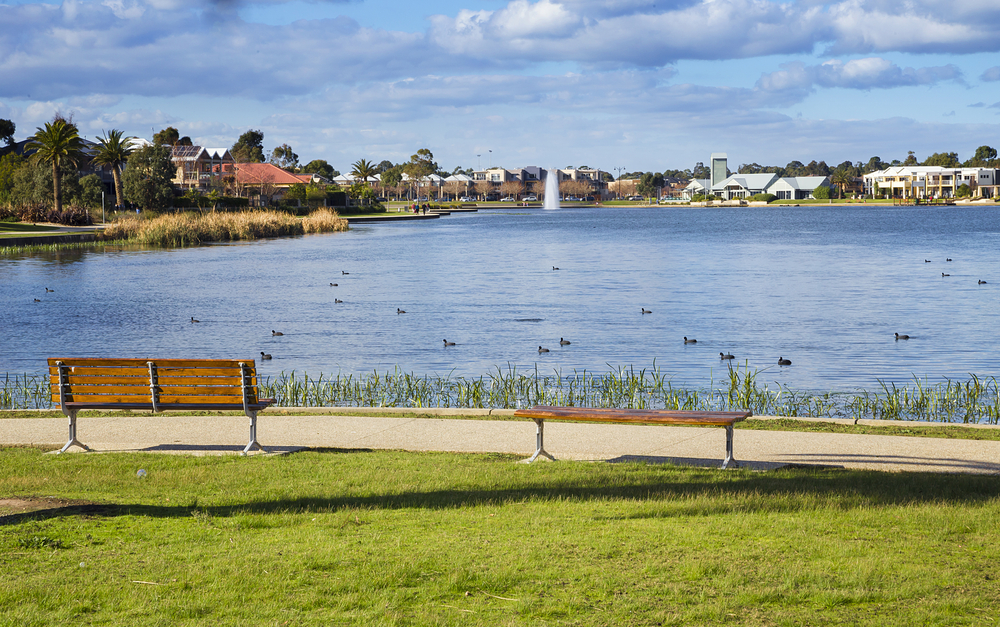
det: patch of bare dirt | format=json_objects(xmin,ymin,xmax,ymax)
[{"xmin": 0, "ymin": 497, "xmax": 100, "ymax": 515}]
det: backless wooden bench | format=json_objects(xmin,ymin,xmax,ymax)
[
  {"xmin": 513, "ymin": 406, "xmax": 752, "ymax": 469},
  {"xmin": 48, "ymin": 358, "xmax": 274, "ymax": 455}
]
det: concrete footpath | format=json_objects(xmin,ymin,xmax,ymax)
[{"xmin": 2, "ymin": 412, "xmax": 999, "ymax": 474}]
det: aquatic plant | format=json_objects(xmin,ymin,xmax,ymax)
[{"xmin": 5, "ymin": 364, "xmax": 1000, "ymax": 424}]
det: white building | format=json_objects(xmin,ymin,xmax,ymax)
[
  {"xmin": 863, "ymin": 166, "xmax": 1000, "ymax": 199},
  {"xmin": 766, "ymin": 176, "xmax": 832, "ymax": 200}
]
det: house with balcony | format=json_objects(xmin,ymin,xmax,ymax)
[
  {"xmin": 170, "ymin": 146, "xmax": 234, "ymax": 191},
  {"xmin": 863, "ymin": 166, "xmax": 999, "ymax": 199}
]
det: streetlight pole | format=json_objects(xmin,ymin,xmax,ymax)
[
  {"xmin": 489, "ymin": 150, "xmax": 492, "ymax": 169},
  {"xmin": 615, "ymin": 167, "xmax": 625, "ymax": 199},
  {"xmin": 477, "ymin": 154, "xmax": 481, "ymax": 170}
]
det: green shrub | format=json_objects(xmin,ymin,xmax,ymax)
[
  {"xmin": 751, "ymin": 193, "xmax": 776, "ymax": 202},
  {"xmin": 812, "ymin": 185, "xmax": 831, "ymax": 200}
]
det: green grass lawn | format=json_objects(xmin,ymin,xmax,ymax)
[
  {"xmin": 1, "ymin": 445, "xmax": 998, "ymax": 625},
  {"xmin": 0, "ymin": 222, "xmax": 61, "ymax": 233}
]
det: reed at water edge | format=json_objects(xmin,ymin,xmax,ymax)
[
  {"xmin": 100, "ymin": 209, "xmax": 347, "ymax": 247},
  {"xmin": 4, "ymin": 363, "xmax": 999, "ymax": 424}
]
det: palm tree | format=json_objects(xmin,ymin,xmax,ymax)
[
  {"xmin": 91, "ymin": 129, "xmax": 135, "ymax": 209},
  {"xmin": 831, "ymin": 169, "xmax": 853, "ymax": 199},
  {"xmin": 25, "ymin": 118, "xmax": 87, "ymax": 213},
  {"xmin": 350, "ymin": 158, "xmax": 377, "ymax": 185}
]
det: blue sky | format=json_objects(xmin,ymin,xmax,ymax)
[{"xmin": 1, "ymin": 0, "xmax": 998, "ymax": 174}]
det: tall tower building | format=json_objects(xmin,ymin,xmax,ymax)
[{"xmin": 710, "ymin": 153, "xmax": 728, "ymax": 189}]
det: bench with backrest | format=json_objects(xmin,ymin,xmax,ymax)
[
  {"xmin": 48, "ymin": 358, "xmax": 274, "ymax": 455},
  {"xmin": 512, "ymin": 406, "xmax": 752, "ymax": 469}
]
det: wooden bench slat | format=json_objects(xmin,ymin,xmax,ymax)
[
  {"xmin": 514, "ymin": 406, "xmax": 749, "ymax": 425},
  {"xmin": 51, "ymin": 374, "xmax": 252, "ymax": 387},
  {"xmin": 51, "ymin": 384, "xmax": 250, "ymax": 397},
  {"xmin": 62, "ymin": 393, "xmax": 247, "ymax": 404},
  {"xmin": 61, "ymin": 402, "xmax": 274, "ymax": 411},
  {"xmin": 49, "ymin": 358, "xmax": 252, "ymax": 368},
  {"xmin": 49, "ymin": 367, "xmax": 150, "ymax": 378},
  {"xmin": 51, "ymin": 367, "xmax": 255, "ymax": 380}
]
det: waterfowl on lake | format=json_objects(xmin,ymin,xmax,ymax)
[
  {"xmin": 443, "ymin": 339, "xmax": 456, "ymax": 346},
  {"xmin": 979, "ymin": 280, "xmax": 988, "ymax": 284},
  {"xmin": 947, "ymin": 258, "xmax": 953, "ymax": 262},
  {"xmin": 190, "ymin": 317, "xmax": 200, "ymax": 323},
  {"xmin": 560, "ymin": 338, "xmax": 571, "ymax": 345},
  {"xmin": 641, "ymin": 308, "xmax": 652, "ymax": 314},
  {"xmin": 942, "ymin": 273, "xmax": 950, "ymax": 277},
  {"xmin": 334, "ymin": 298, "xmax": 343, "ymax": 303},
  {"xmin": 684, "ymin": 337, "xmax": 697, "ymax": 344},
  {"xmin": 538, "ymin": 346, "xmax": 549, "ymax": 353},
  {"xmin": 552, "ymin": 266, "xmax": 560, "ymax": 270},
  {"xmin": 924, "ymin": 259, "xmax": 931, "ymax": 263},
  {"xmin": 45, "ymin": 287, "xmax": 54, "ymax": 292},
  {"xmin": 720, "ymin": 352, "xmax": 735, "ymax": 360},
  {"xmin": 895, "ymin": 333, "xmax": 909, "ymax": 340},
  {"xmin": 260, "ymin": 352, "xmax": 272, "ymax": 360},
  {"xmin": 272, "ymin": 330, "xmax": 284, "ymax": 336},
  {"xmin": 397, "ymin": 308, "xmax": 406, "ymax": 314},
  {"xmin": 33, "ymin": 298, "xmax": 40, "ymax": 302},
  {"xmin": 330, "ymin": 283, "xmax": 338, "ymax": 287},
  {"xmin": 778, "ymin": 357, "xmax": 792, "ymax": 366},
  {"xmin": 342, "ymin": 271, "xmax": 349, "ymax": 275}
]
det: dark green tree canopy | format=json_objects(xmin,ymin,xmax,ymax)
[
  {"xmin": 270, "ymin": 143, "xmax": 299, "ymax": 170},
  {"xmin": 231, "ymin": 130, "xmax": 265, "ymax": 163},
  {"xmin": 301, "ymin": 159, "xmax": 336, "ymax": 178},
  {"xmin": 403, "ymin": 148, "xmax": 438, "ymax": 180},
  {"xmin": 152, "ymin": 127, "xmax": 191, "ymax": 146},
  {"xmin": 965, "ymin": 145, "xmax": 998, "ymax": 167},
  {"xmin": 922, "ymin": 152, "xmax": 959, "ymax": 167},
  {"xmin": 123, "ymin": 143, "xmax": 175, "ymax": 211},
  {"xmin": 380, "ymin": 165, "xmax": 403, "ymax": 188},
  {"xmin": 377, "ymin": 160, "xmax": 395, "ymax": 173},
  {"xmin": 0, "ymin": 118, "xmax": 15, "ymax": 146}
]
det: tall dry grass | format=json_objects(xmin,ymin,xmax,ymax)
[
  {"xmin": 301, "ymin": 208, "xmax": 348, "ymax": 233},
  {"xmin": 102, "ymin": 209, "xmax": 347, "ymax": 247}
]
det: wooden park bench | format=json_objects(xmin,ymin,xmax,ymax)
[
  {"xmin": 512, "ymin": 406, "xmax": 752, "ymax": 469},
  {"xmin": 48, "ymin": 358, "xmax": 274, "ymax": 455}
]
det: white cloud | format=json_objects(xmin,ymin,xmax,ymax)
[
  {"xmin": 982, "ymin": 67, "xmax": 1000, "ymax": 82},
  {"xmin": 756, "ymin": 58, "xmax": 964, "ymax": 96}
]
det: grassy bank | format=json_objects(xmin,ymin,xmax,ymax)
[
  {"xmin": 6, "ymin": 365, "xmax": 1000, "ymax": 424},
  {"xmin": 102, "ymin": 209, "xmax": 347, "ymax": 247},
  {"xmin": 1, "ymin": 447, "xmax": 998, "ymax": 625}
]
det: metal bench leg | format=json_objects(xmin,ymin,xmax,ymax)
[
  {"xmin": 242, "ymin": 412, "xmax": 266, "ymax": 456},
  {"xmin": 520, "ymin": 419, "xmax": 556, "ymax": 463},
  {"xmin": 720, "ymin": 424, "xmax": 739, "ymax": 470},
  {"xmin": 58, "ymin": 410, "xmax": 90, "ymax": 454}
]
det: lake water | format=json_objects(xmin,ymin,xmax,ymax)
[{"xmin": 3, "ymin": 205, "xmax": 999, "ymax": 393}]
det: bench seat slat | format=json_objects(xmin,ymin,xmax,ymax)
[{"xmin": 514, "ymin": 406, "xmax": 749, "ymax": 426}]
